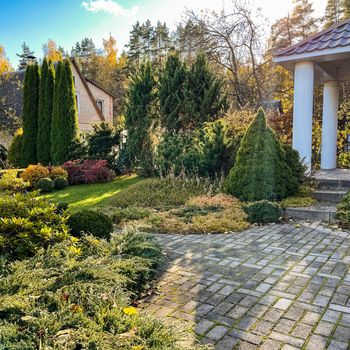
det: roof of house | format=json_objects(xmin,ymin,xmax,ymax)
[
  {"xmin": 70, "ymin": 58, "xmax": 106, "ymax": 122},
  {"xmin": 275, "ymin": 18, "xmax": 350, "ymax": 57}
]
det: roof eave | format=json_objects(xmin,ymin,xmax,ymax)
[{"xmin": 274, "ymin": 45, "xmax": 350, "ymax": 64}]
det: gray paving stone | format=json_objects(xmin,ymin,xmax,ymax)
[
  {"xmin": 141, "ymin": 222, "xmax": 350, "ymax": 348},
  {"xmin": 206, "ymin": 325, "xmax": 229, "ymax": 340}
]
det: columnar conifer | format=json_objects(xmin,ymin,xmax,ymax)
[
  {"xmin": 21, "ymin": 63, "xmax": 39, "ymax": 166},
  {"xmin": 51, "ymin": 60, "xmax": 78, "ymax": 164},
  {"xmin": 37, "ymin": 58, "xmax": 55, "ymax": 164}
]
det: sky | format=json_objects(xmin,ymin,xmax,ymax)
[{"xmin": 1, "ymin": 0, "xmax": 327, "ymax": 68}]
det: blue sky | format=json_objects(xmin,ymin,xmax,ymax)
[{"xmin": 1, "ymin": 0, "xmax": 326, "ymax": 68}]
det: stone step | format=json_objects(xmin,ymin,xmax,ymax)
[
  {"xmin": 313, "ymin": 189, "xmax": 347, "ymax": 203},
  {"xmin": 283, "ymin": 204, "xmax": 337, "ymax": 223},
  {"xmin": 315, "ymin": 178, "xmax": 350, "ymax": 190}
]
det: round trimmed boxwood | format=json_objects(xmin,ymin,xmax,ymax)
[
  {"xmin": 36, "ymin": 177, "xmax": 55, "ymax": 193},
  {"xmin": 244, "ymin": 200, "xmax": 280, "ymax": 224},
  {"xmin": 67, "ymin": 209, "xmax": 114, "ymax": 238},
  {"xmin": 54, "ymin": 176, "xmax": 68, "ymax": 190}
]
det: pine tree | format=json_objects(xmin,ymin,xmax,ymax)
[
  {"xmin": 16, "ymin": 42, "xmax": 34, "ymax": 70},
  {"xmin": 21, "ymin": 63, "xmax": 39, "ymax": 166},
  {"xmin": 158, "ymin": 52, "xmax": 187, "ymax": 133},
  {"xmin": 226, "ymin": 108, "xmax": 298, "ymax": 201},
  {"xmin": 342, "ymin": 0, "xmax": 350, "ymax": 18},
  {"xmin": 37, "ymin": 59, "xmax": 55, "ymax": 164},
  {"xmin": 125, "ymin": 61, "xmax": 156, "ymax": 175},
  {"xmin": 324, "ymin": 0, "xmax": 341, "ymax": 28},
  {"xmin": 51, "ymin": 60, "xmax": 78, "ymax": 164},
  {"xmin": 8, "ymin": 128, "xmax": 23, "ymax": 167},
  {"xmin": 183, "ymin": 53, "xmax": 228, "ymax": 129}
]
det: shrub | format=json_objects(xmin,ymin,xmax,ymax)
[
  {"xmin": 244, "ymin": 200, "xmax": 281, "ymax": 224},
  {"xmin": 226, "ymin": 108, "xmax": 298, "ymax": 201},
  {"xmin": 20, "ymin": 164, "xmax": 50, "ymax": 186},
  {"xmin": 0, "ymin": 170, "xmax": 29, "ymax": 192},
  {"xmin": 63, "ymin": 159, "xmax": 115, "ymax": 185},
  {"xmin": 283, "ymin": 144, "xmax": 306, "ymax": 184},
  {"xmin": 53, "ymin": 176, "xmax": 68, "ymax": 190},
  {"xmin": 7, "ymin": 128, "xmax": 23, "ymax": 167},
  {"xmin": 337, "ymin": 192, "xmax": 350, "ymax": 227},
  {"xmin": 0, "ymin": 228, "xmax": 203, "ymax": 350},
  {"xmin": 112, "ymin": 206, "xmax": 151, "ymax": 224},
  {"xmin": 35, "ymin": 177, "xmax": 55, "ymax": 193},
  {"xmin": 49, "ymin": 166, "xmax": 68, "ymax": 179},
  {"xmin": 0, "ymin": 192, "xmax": 69, "ymax": 260},
  {"xmin": 110, "ymin": 176, "xmax": 220, "ymax": 209},
  {"xmin": 68, "ymin": 209, "xmax": 114, "ymax": 238}
]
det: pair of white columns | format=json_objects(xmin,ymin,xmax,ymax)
[{"xmin": 292, "ymin": 61, "xmax": 339, "ymax": 172}]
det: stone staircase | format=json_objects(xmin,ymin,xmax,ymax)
[{"xmin": 283, "ymin": 169, "xmax": 350, "ymax": 223}]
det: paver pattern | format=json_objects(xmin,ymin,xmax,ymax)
[{"xmin": 141, "ymin": 222, "xmax": 350, "ymax": 349}]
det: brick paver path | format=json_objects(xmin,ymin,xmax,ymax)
[{"xmin": 141, "ymin": 222, "xmax": 350, "ymax": 349}]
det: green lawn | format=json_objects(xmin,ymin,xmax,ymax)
[{"xmin": 44, "ymin": 175, "xmax": 141, "ymax": 212}]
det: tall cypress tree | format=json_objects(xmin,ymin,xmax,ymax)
[
  {"xmin": 51, "ymin": 61, "xmax": 62, "ymax": 163},
  {"xmin": 183, "ymin": 53, "xmax": 227, "ymax": 129},
  {"xmin": 125, "ymin": 61, "xmax": 156, "ymax": 175},
  {"xmin": 21, "ymin": 63, "xmax": 40, "ymax": 166},
  {"xmin": 158, "ymin": 52, "xmax": 187, "ymax": 133},
  {"xmin": 37, "ymin": 58, "xmax": 48, "ymax": 164},
  {"xmin": 51, "ymin": 59, "xmax": 78, "ymax": 164}
]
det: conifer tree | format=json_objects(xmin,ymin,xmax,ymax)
[
  {"xmin": 51, "ymin": 60, "xmax": 78, "ymax": 164},
  {"xmin": 342, "ymin": 0, "xmax": 350, "ymax": 18},
  {"xmin": 16, "ymin": 42, "xmax": 34, "ymax": 70},
  {"xmin": 50, "ymin": 61, "xmax": 62, "ymax": 162},
  {"xmin": 324, "ymin": 0, "xmax": 341, "ymax": 27},
  {"xmin": 183, "ymin": 53, "xmax": 228, "ymax": 129},
  {"xmin": 37, "ymin": 59, "xmax": 55, "ymax": 165},
  {"xmin": 125, "ymin": 61, "xmax": 156, "ymax": 175},
  {"xmin": 226, "ymin": 108, "xmax": 298, "ymax": 201},
  {"xmin": 158, "ymin": 52, "xmax": 187, "ymax": 133},
  {"xmin": 21, "ymin": 63, "xmax": 39, "ymax": 166}
]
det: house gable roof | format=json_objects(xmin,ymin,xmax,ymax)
[{"xmin": 70, "ymin": 58, "xmax": 106, "ymax": 122}]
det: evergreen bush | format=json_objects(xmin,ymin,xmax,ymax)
[
  {"xmin": 0, "ymin": 170, "xmax": 29, "ymax": 192},
  {"xmin": 283, "ymin": 144, "xmax": 306, "ymax": 184},
  {"xmin": 67, "ymin": 209, "xmax": 114, "ymax": 238},
  {"xmin": 0, "ymin": 192, "xmax": 69, "ymax": 260},
  {"xmin": 35, "ymin": 177, "xmax": 55, "ymax": 193},
  {"xmin": 226, "ymin": 108, "xmax": 298, "ymax": 201},
  {"xmin": 337, "ymin": 192, "xmax": 350, "ymax": 227},
  {"xmin": 244, "ymin": 200, "xmax": 281, "ymax": 224},
  {"xmin": 7, "ymin": 128, "xmax": 23, "ymax": 167},
  {"xmin": 20, "ymin": 164, "xmax": 50, "ymax": 186},
  {"xmin": 53, "ymin": 176, "xmax": 68, "ymax": 190}
]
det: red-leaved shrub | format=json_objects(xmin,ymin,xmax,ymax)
[{"xmin": 62, "ymin": 159, "xmax": 115, "ymax": 185}]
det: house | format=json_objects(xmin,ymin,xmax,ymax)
[
  {"xmin": 0, "ymin": 58, "xmax": 115, "ymax": 147},
  {"xmin": 70, "ymin": 58, "xmax": 114, "ymax": 133}
]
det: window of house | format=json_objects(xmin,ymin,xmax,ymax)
[
  {"xmin": 96, "ymin": 100, "xmax": 104, "ymax": 116},
  {"xmin": 75, "ymin": 93, "xmax": 80, "ymax": 113}
]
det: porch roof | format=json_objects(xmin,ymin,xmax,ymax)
[{"xmin": 274, "ymin": 18, "xmax": 350, "ymax": 83}]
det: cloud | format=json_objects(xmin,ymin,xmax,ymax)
[{"xmin": 82, "ymin": 0, "xmax": 139, "ymax": 18}]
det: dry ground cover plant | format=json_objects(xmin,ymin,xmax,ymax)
[{"xmin": 108, "ymin": 177, "xmax": 250, "ymax": 234}]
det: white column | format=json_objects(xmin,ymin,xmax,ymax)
[
  {"xmin": 321, "ymin": 81, "xmax": 339, "ymax": 170},
  {"xmin": 292, "ymin": 61, "xmax": 314, "ymax": 173}
]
